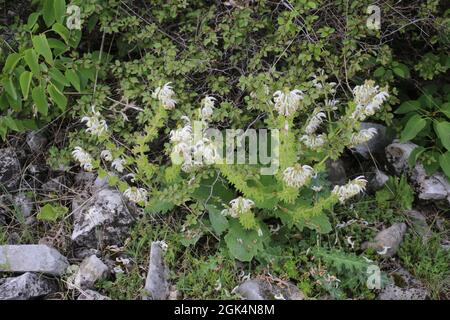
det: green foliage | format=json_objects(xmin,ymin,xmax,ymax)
[
  {"xmin": 375, "ymin": 175, "xmax": 414, "ymax": 211},
  {"xmin": 37, "ymin": 203, "xmax": 68, "ymax": 221}
]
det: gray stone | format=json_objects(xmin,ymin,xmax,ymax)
[
  {"xmin": 0, "ymin": 148, "xmax": 21, "ymax": 191},
  {"xmin": 0, "ymin": 272, "xmax": 57, "ymax": 300},
  {"xmin": 370, "ymin": 169, "xmax": 389, "ymax": 191},
  {"xmin": 326, "ymin": 159, "xmax": 346, "ymax": 186},
  {"xmin": 71, "ymin": 188, "xmax": 134, "ymax": 248},
  {"xmin": 362, "ymin": 223, "xmax": 407, "ymax": 257},
  {"xmin": 41, "ymin": 176, "xmax": 65, "ymax": 194},
  {"xmin": 77, "ymin": 289, "xmax": 111, "ymax": 300},
  {"xmin": 0, "ymin": 245, "xmax": 69, "ymax": 275},
  {"xmin": 73, "ymin": 255, "xmax": 109, "ymax": 289},
  {"xmin": 411, "ymin": 164, "xmax": 450, "ymax": 201},
  {"xmin": 353, "ymin": 122, "xmax": 392, "ymax": 158},
  {"xmin": 385, "ymin": 141, "xmax": 418, "ymax": 175},
  {"xmin": 237, "ymin": 279, "xmax": 305, "ymax": 300},
  {"xmin": 144, "ymin": 242, "xmax": 169, "ymax": 300},
  {"xmin": 26, "ymin": 131, "xmax": 47, "ymax": 153},
  {"xmin": 12, "ymin": 193, "xmax": 33, "ymax": 219},
  {"xmin": 378, "ymin": 284, "xmax": 428, "ymax": 300}
]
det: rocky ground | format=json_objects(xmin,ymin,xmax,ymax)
[{"xmin": 0, "ymin": 121, "xmax": 449, "ymax": 300}]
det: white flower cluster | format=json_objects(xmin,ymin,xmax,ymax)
[
  {"xmin": 300, "ymin": 133, "xmax": 326, "ymax": 149},
  {"xmin": 170, "ymin": 117, "xmax": 219, "ymax": 172},
  {"xmin": 305, "ymin": 108, "xmax": 326, "ymax": 134},
  {"xmin": 111, "ymin": 157, "xmax": 126, "ymax": 173},
  {"xmin": 332, "ymin": 176, "xmax": 368, "ymax": 203},
  {"xmin": 351, "ymin": 80, "xmax": 389, "ymax": 121},
  {"xmin": 72, "ymin": 147, "xmax": 93, "ymax": 171},
  {"xmin": 283, "ymin": 164, "xmax": 315, "ymax": 188},
  {"xmin": 349, "ymin": 128, "xmax": 377, "ymax": 147},
  {"xmin": 101, "ymin": 150, "xmax": 113, "ymax": 162},
  {"xmin": 123, "ymin": 187, "xmax": 148, "ymax": 204},
  {"xmin": 200, "ymin": 96, "xmax": 216, "ymax": 121},
  {"xmin": 153, "ymin": 82, "xmax": 177, "ymax": 110},
  {"xmin": 81, "ymin": 108, "xmax": 108, "ymax": 137},
  {"xmin": 223, "ymin": 197, "xmax": 255, "ymax": 218},
  {"xmin": 273, "ymin": 89, "xmax": 304, "ymax": 117}
]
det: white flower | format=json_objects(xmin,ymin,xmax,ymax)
[
  {"xmin": 170, "ymin": 123, "xmax": 192, "ymax": 144},
  {"xmin": 100, "ymin": 150, "xmax": 113, "ymax": 162},
  {"xmin": 300, "ymin": 134, "xmax": 326, "ymax": 149},
  {"xmin": 273, "ymin": 89, "xmax": 304, "ymax": 116},
  {"xmin": 153, "ymin": 82, "xmax": 177, "ymax": 110},
  {"xmin": 193, "ymin": 138, "xmax": 218, "ymax": 165},
  {"xmin": 111, "ymin": 157, "xmax": 126, "ymax": 173},
  {"xmin": 332, "ymin": 176, "xmax": 368, "ymax": 203},
  {"xmin": 200, "ymin": 96, "xmax": 216, "ymax": 121},
  {"xmin": 123, "ymin": 187, "xmax": 148, "ymax": 204},
  {"xmin": 305, "ymin": 108, "xmax": 326, "ymax": 134},
  {"xmin": 351, "ymin": 80, "xmax": 389, "ymax": 121},
  {"xmin": 81, "ymin": 109, "xmax": 108, "ymax": 137},
  {"xmin": 226, "ymin": 197, "xmax": 255, "ymax": 218},
  {"xmin": 72, "ymin": 147, "xmax": 93, "ymax": 171},
  {"xmin": 283, "ymin": 164, "xmax": 315, "ymax": 188},
  {"xmin": 311, "ymin": 185, "xmax": 323, "ymax": 192},
  {"xmin": 349, "ymin": 128, "xmax": 378, "ymax": 147},
  {"xmin": 324, "ymin": 99, "xmax": 338, "ymax": 111}
]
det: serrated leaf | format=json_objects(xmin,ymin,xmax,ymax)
[
  {"xmin": 3, "ymin": 53, "xmax": 22, "ymax": 74},
  {"xmin": 65, "ymin": 69, "xmax": 81, "ymax": 92},
  {"xmin": 19, "ymin": 71, "xmax": 33, "ymax": 100},
  {"xmin": 395, "ymin": 100, "xmax": 421, "ymax": 114},
  {"xmin": 47, "ymin": 83, "xmax": 67, "ymax": 111},
  {"xmin": 24, "ymin": 49, "xmax": 41, "ymax": 75},
  {"xmin": 32, "ymin": 85, "xmax": 48, "ymax": 116},
  {"xmin": 224, "ymin": 220, "xmax": 263, "ymax": 262},
  {"xmin": 439, "ymin": 152, "xmax": 450, "ymax": 179},
  {"xmin": 434, "ymin": 121, "xmax": 450, "ymax": 151},
  {"xmin": 400, "ymin": 114, "xmax": 427, "ymax": 142},
  {"xmin": 32, "ymin": 34, "xmax": 54, "ymax": 65}
]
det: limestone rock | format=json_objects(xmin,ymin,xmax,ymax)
[
  {"xmin": 0, "ymin": 272, "xmax": 57, "ymax": 300},
  {"xmin": 77, "ymin": 289, "xmax": 111, "ymax": 300},
  {"xmin": 71, "ymin": 188, "xmax": 135, "ymax": 248},
  {"xmin": 385, "ymin": 141, "xmax": 418, "ymax": 175},
  {"xmin": 144, "ymin": 242, "xmax": 169, "ymax": 300},
  {"xmin": 362, "ymin": 223, "xmax": 407, "ymax": 257},
  {"xmin": 73, "ymin": 255, "xmax": 109, "ymax": 289},
  {"xmin": 0, "ymin": 148, "xmax": 21, "ymax": 191},
  {"xmin": 0, "ymin": 245, "xmax": 69, "ymax": 275},
  {"xmin": 237, "ymin": 279, "xmax": 305, "ymax": 300}
]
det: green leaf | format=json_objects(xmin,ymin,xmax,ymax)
[
  {"xmin": 27, "ymin": 12, "xmax": 41, "ymax": 29},
  {"xmin": 434, "ymin": 121, "xmax": 450, "ymax": 151},
  {"xmin": 65, "ymin": 69, "xmax": 81, "ymax": 92},
  {"xmin": 3, "ymin": 53, "xmax": 22, "ymax": 74},
  {"xmin": 42, "ymin": 0, "xmax": 56, "ymax": 27},
  {"xmin": 32, "ymin": 85, "xmax": 49, "ymax": 116},
  {"xmin": 439, "ymin": 152, "xmax": 450, "ymax": 179},
  {"xmin": 32, "ymin": 34, "xmax": 54, "ymax": 65},
  {"xmin": 24, "ymin": 49, "xmax": 41, "ymax": 75},
  {"xmin": 3, "ymin": 116, "xmax": 21, "ymax": 132},
  {"xmin": 297, "ymin": 212, "xmax": 332, "ymax": 234},
  {"xmin": 52, "ymin": 23, "xmax": 70, "ymax": 44},
  {"xmin": 224, "ymin": 220, "xmax": 263, "ymax": 262},
  {"xmin": 47, "ymin": 83, "xmax": 67, "ymax": 111},
  {"xmin": 206, "ymin": 204, "xmax": 229, "ymax": 236},
  {"xmin": 408, "ymin": 146, "xmax": 426, "ymax": 167},
  {"xmin": 373, "ymin": 66, "xmax": 385, "ymax": 78},
  {"xmin": 19, "ymin": 71, "xmax": 33, "ymax": 100},
  {"xmin": 393, "ymin": 63, "xmax": 410, "ymax": 79},
  {"xmin": 37, "ymin": 204, "xmax": 68, "ymax": 221},
  {"xmin": 395, "ymin": 100, "xmax": 421, "ymax": 114},
  {"xmin": 439, "ymin": 102, "xmax": 450, "ymax": 119},
  {"xmin": 49, "ymin": 68, "xmax": 69, "ymax": 86},
  {"xmin": 53, "ymin": 0, "xmax": 66, "ymax": 24},
  {"xmin": 400, "ymin": 114, "xmax": 427, "ymax": 142},
  {"xmin": 2, "ymin": 77, "xmax": 17, "ymax": 101}
]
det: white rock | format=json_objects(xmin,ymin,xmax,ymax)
[
  {"xmin": 237, "ymin": 279, "xmax": 305, "ymax": 300},
  {"xmin": 77, "ymin": 289, "xmax": 111, "ymax": 300},
  {"xmin": 12, "ymin": 193, "xmax": 34, "ymax": 219},
  {"xmin": 0, "ymin": 245, "xmax": 69, "ymax": 275},
  {"xmin": 71, "ymin": 188, "xmax": 134, "ymax": 248},
  {"xmin": 0, "ymin": 272, "xmax": 57, "ymax": 300},
  {"xmin": 378, "ymin": 284, "xmax": 428, "ymax": 300},
  {"xmin": 73, "ymin": 255, "xmax": 109, "ymax": 289},
  {"xmin": 144, "ymin": 242, "xmax": 169, "ymax": 300},
  {"xmin": 385, "ymin": 141, "xmax": 418, "ymax": 175}
]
